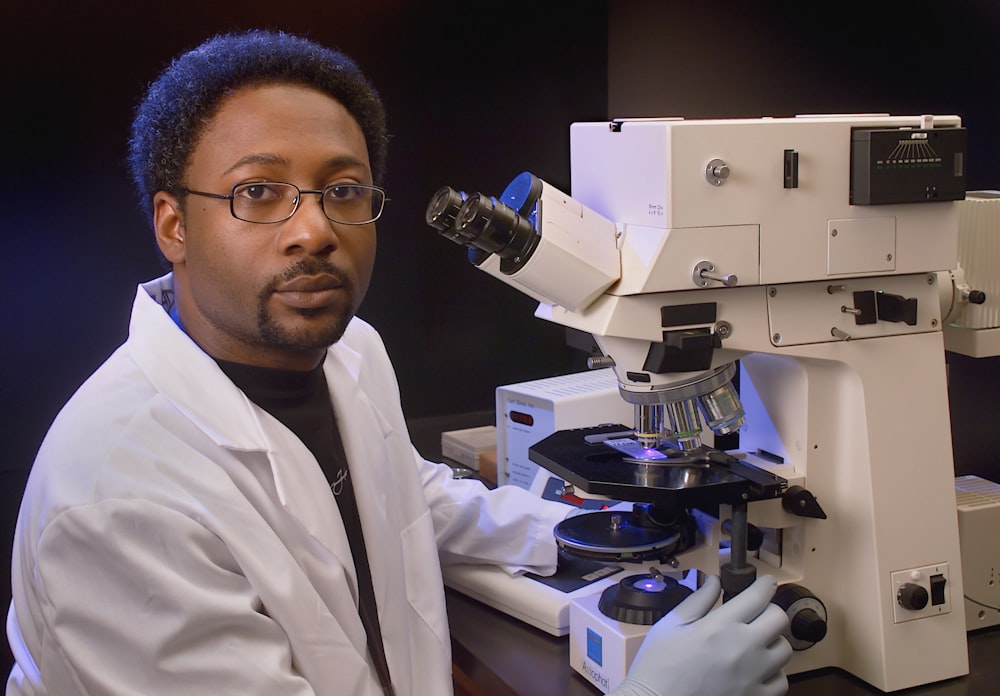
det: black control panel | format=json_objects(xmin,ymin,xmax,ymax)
[{"xmin": 850, "ymin": 126, "xmax": 967, "ymax": 205}]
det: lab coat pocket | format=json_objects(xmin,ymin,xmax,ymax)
[{"xmin": 400, "ymin": 510, "xmax": 449, "ymax": 647}]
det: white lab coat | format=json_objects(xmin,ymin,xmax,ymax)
[{"xmin": 7, "ymin": 274, "xmax": 570, "ymax": 695}]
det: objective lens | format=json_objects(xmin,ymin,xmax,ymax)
[
  {"xmin": 697, "ymin": 382, "xmax": 746, "ymax": 435},
  {"xmin": 664, "ymin": 399, "xmax": 703, "ymax": 451},
  {"xmin": 634, "ymin": 403, "xmax": 665, "ymax": 449}
]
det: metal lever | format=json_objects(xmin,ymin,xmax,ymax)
[
  {"xmin": 705, "ymin": 158, "xmax": 731, "ymax": 186},
  {"xmin": 693, "ymin": 260, "xmax": 738, "ymax": 287}
]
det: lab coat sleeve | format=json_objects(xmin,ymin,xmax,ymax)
[
  {"xmin": 28, "ymin": 500, "xmax": 315, "ymax": 696},
  {"xmin": 416, "ymin": 454, "xmax": 573, "ymax": 576},
  {"xmin": 344, "ymin": 316, "xmax": 573, "ymax": 575}
]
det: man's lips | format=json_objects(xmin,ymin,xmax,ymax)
[
  {"xmin": 276, "ymin": 274, "xmax": 343, "ymax": 293},
  {"xmin": 273, "ymin": 274, "xmax": 346, "ymax": 309}
]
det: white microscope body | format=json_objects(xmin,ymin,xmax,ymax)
[{"xmin": 429, "ymin": 114, "xmax": 970, "ymax": 692}]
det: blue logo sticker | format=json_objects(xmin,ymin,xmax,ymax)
[{"xmin": 587, "ymin": 627, "xmax": 603, "ymax": 666}]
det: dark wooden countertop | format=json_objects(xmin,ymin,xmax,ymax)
[{"xmin": 447, "ymin": 588, "xmax": 1000, "ymax": 696}]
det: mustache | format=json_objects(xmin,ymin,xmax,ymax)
[
  {"xmin": 257, "ymin": 257, "xmax": 355, "ymax": 307},
  {"xmin": 277, "ymin": 258, "xmax": 349, "ymax": 285}
]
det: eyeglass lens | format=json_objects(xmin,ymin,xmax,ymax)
[{"xmin": 231, "ymin": 182, "xmax": 383, "ymax": 224}]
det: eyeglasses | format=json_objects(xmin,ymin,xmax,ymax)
[{"xmin": 182, "ymin": 181, "xmax": 387, "ymax": 225}]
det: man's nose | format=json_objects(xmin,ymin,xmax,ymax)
[{"xmin": 278, "ymin": 193, "xmax": 338, "ymax": 254}]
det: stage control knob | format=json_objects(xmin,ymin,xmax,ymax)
[
  {"xmin": 897, "ymin": 582, "xmax": 929, "ymax": 611},
  {"xmin": 773, "ymin": 584, "xmax": 828, "ymax": 651}
]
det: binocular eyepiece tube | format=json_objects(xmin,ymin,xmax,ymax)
[
  {"xmin": 426, "ymin": 173, "xmax": 544, "ymax": 272},
  {"xmin": 426, "ymin": 172, "xmax": 620, "ymax": 312}
]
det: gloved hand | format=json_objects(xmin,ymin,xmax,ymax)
[{"xmin": 610, "ymin": 574, "xmax": 792, "ymax": 696}]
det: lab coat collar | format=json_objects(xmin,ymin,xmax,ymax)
[
  {"xmin": 130, "ymin": 274, "xmax": 370, "ymax": 450},
  {"xmin": 130, "ymin": 275, "xmax": 268, "ymax": 450},
  {"xmin": 128, "ymin": 275, "xmax": 391, "ymax": 550}
]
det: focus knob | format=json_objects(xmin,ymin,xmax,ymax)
[
  {"xmin": 773, "ymin": 583, "xmax": 828, "ymax": 651},
  {"xmin": 790, "ymin": 608, "xmax": 828, "ymax": 644},
  {"xmin": 897, "ymin": 582, "xmax": 929, "ymax": 611}
]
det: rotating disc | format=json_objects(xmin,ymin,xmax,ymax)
[{"xmin": 553, "ymin": 511, "xmax": 682, "ymax": 562}]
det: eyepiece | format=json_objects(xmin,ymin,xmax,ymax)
[
  {"xmin": 455, "ymin": 194, "xmax": 538, "ymax": 262},
  {"xmin": 426, "ymin": 186, "xmax": 469, "ymax": 242},
  {"xmin": 425, "ymin": 173, "xmax": 544, "ymax": 273}
]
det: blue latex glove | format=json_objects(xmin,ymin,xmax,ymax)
[{"xmin": 610, "ymin": 574, "xmax": 792, "ymax": 696}]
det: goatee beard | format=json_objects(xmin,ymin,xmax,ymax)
[{"xmin": 256, "ymin": 258, "xmax": 354, "ymax": 349}]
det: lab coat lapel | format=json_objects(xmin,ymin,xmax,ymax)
[
  {"xmin": 132, "ymin": 280, "xmax": 360, "ymax": 582},
  {"xmin": 224, "ymin": 371, "xmax": 376, "ymax": 675},
  {"xmin": 258, "ymin": 418, "xmax": 358, "ymax": 581},
  {"xmin": 322, "ymin": 344, "xmax": 398, "ymax": 628},
  {"xmin": 130, "ymin": 279, "xmax": 372, "ymax": 670}
]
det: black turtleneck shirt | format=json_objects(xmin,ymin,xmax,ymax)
[{"xmin": 214, "ymin": 358, "xmax": 392, "ymax": 692}]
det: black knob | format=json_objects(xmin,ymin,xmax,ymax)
[
  {"xmin": 772, "ymin": 583, "xmax": 828, "ymax": 650},
  {"xmin": 782, "ymin": 486, "xmax": 828, "ymax": 519},
  {"xmin": 790, "ymin": 608, "xmax": 828, "ymax": 643},
  {"xmin": 598, "ymin": 573, "xmax": 692, "ymax": 625},
  {"xmin": 897, "ymin": 582, "xmax": 929, "ymax": 610},
  {"xmin": 969, "ymin": 290, "xmax": 986, "ymax": 305}
]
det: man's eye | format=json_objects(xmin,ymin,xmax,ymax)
[
  {"xmin": 235, "ymin": 183, "xmax": 287, "ymax": 202},
  {"xmin": 327, "ymin": 185, "xmax": 365, "ymax": 201}
]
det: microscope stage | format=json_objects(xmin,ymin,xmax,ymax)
[{"xmin": 529, "ymin": 424, "xmax": 786, "ymax": 508}]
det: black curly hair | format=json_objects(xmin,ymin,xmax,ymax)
[{"xmin": 128, "ymin": 30, "xmax": 389, "ymax": 226}]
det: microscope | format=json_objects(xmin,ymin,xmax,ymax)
[{"xmin": 428, "ymin": 114, "xmax": 970, "ymax": 692}]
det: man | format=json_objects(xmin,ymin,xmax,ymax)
[{"xmin": 7, "ymin": 30, "xmax": 790, "ymax": 695}]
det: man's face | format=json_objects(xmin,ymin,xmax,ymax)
[{"xmin": 153, "ymin": 84, "xmax": 377, "ymax": 371}]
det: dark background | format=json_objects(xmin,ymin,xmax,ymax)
[{"xmin": 3, "ymin": 0, "xmax": 998, "ymax": 680}]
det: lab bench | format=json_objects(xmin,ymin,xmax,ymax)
[{"xmin": 447, "ymin": 587, "xmax": 1000, "ymax": 696}]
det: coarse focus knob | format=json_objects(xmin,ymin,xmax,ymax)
[
  {"xmin": 772, "ymin": 583, "xmax": 828, "ymax": 651},
  {"xmin": 897, "ymin": 582, "xmax": 929, "ymax": 611},
  {"xmin": 790, "ymin": 608, "xmax": 828, "ymax": 644}
]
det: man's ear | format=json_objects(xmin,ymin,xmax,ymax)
[{"xmin": 153, "ymin": 191, "xmax": 186, "ymax": 264}]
